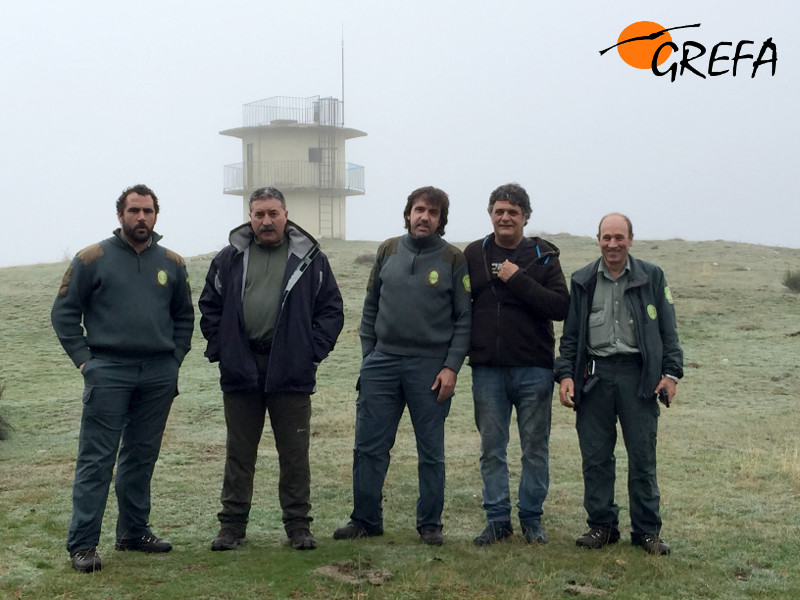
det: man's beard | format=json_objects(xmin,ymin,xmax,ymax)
[{"xmin": 123, "ymin": 222, "xmax": 152, "ymax": 243}]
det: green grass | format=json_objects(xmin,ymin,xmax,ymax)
[{"xmin": 1, "ymin": 236, "xmax": 799, "ymax": 599}]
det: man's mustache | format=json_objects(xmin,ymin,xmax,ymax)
[{"xmin": 259, "ymin": 225, "xmax": 276, "ymax": 233}]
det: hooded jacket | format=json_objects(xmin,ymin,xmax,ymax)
[
  {"xmin": 465, "ymin": 235, "xmax": 569, "ymax": 369},
  {"xmin": 198, "ymin": 221, "xmax": 344, "ymax": 394},
  {"xmin": 554, "ymin": 254, "xmax": 684, "ymax": 407}
]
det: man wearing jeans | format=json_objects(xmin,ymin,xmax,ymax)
[
  {"xmin": 333, "ymin": 186, "xmax": 471, "ymax": 546},
  {"xmin": 465, "ymin": 183, "xmax": 568, "ymax": 546}
]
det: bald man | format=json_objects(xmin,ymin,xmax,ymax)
[{"xmin": 555, "ymin": 213, "xmax": 683, "ymax": 556}]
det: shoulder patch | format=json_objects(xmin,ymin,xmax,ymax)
[
  {"xmin": 75, "ymin": 243, "xmax": 104, "ymax": 266},
  {"xmin": 165, "ymin": 248, "xmax": 185, "ymax": 266},
  {"xmin": 377, "ymin": 237, "xmax": 399, "ymax": 260},
  {"xmin": 442, "ymin": 243, "xmax": 467, "ymax": 269},
  {"xmin": 664, "ymin": 285, "xmax": 674, "ymax": 304},
  {"xmin": 57, "ymin": 265, "xmax": 73, "ymax": 298}
]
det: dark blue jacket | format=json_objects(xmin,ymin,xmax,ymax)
[
  {"xmin": 554, "ymin": 255, "xmax": 683, "ymax": 407},
  {"xmin": 198, "ymin": 221, "xmax": 344, "ymax": 394}
]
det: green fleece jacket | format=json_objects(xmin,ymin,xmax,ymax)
[
  {"xmin": 51, "ymin": 229, "xmax": 194, "ymax": 367},
  {"xmin": 360, "ymin": 233, "xmax": 471, "ymax": 373}
]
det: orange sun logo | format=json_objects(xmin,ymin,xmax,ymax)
[
  {"xmin": 600, "ymin": 22, "xmax": 701, "ymax": 69},
  {"xmin": 616, "ymin": 21, "xmax": 673, "ymax": 69}
]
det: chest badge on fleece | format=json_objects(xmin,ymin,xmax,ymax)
[
  {"xmin": 157, "ymin": 269, "xmax": 169, "ymax": 287},
  {"xmin": 647, "ymin": 304, "xmax": 657, "ymax": 320}
]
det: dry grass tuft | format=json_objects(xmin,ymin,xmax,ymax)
[
  {"xmin": 779, "ymin": 444, "xmax": 800, "ymax": 485},
  {"xmin": 354, "ymin": 252, "xmax": 375, "ymax": 266},
  {"xmin": 783, "ymin": 269, "xmax": 800, "ymax": 292}
]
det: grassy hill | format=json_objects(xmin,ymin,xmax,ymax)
[{"xmin": 1, "ymin": 235, "xmax": 799, "ymax": 599}]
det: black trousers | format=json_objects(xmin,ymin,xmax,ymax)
[
  {"xmin": 217, "ymin": 353, "xmax": 312, "ymax": 533},
  {"xmin": 576, "ymin": 355, "xmax": 662, "ymax": 539}
]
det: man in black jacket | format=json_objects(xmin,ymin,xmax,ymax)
[
  {"xmin": 555, "ymin": 213, "xmax": 683, "ymax": 556},
  {"xmin": 52, "ymin": 184, "xmax": 194, "ymax": 573},
  {"xmin": 465, "ymin": 183, "xmax": 568, "ymax": 546},
  {"xmin": 199, "ymin": 186, "xmax": 343, "ymax": 552}
]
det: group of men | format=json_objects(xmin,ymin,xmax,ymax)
[{"xmin": 51, "ymin": 182, "xmax": 682, "ymax": 573}]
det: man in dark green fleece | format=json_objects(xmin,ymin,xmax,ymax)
[
  {"xmin": 333, "ymin": 186, "xmax": 471, "ymax": 546},
  {"xmin": 52, "ymin": 184, "xmax": 194, "ymax": 573}
]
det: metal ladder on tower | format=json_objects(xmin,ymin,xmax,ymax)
[{"xmin": 318, "ymin": 129, "xmax": 336, "ymax": 238}]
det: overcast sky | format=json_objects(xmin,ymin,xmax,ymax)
[{"xmin": 2, "ymin": 0, "xmax": 796, "ymax": 267}]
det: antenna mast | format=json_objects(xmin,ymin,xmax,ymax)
[{"xmin": 341, "ymin": 24, "xmax": 345, "ymax": 125}]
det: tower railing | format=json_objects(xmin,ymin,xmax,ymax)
[
  {"xmin": 223, "ymin": 161, "xmax": 364, "ymax": 194},
  {"xmin": 241, "ymin": 96, "xmax": 343, "ymax": 128},
  {"xmin": 346, "ymin": 163, "xmax": 365, "ymax": 193}
]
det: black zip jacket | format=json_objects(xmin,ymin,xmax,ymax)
[
  {"xmin": 198, "ymin": 221, "xmax": 344, "ymax": 394},
  {"xmin": 465, "ymin": 235, "xmax": 569, "ymax": 369}
]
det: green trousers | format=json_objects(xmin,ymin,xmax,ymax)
[
  {"xmin": 576, "ymin": 355, "xmax": 661, "ymax": 540},
  {"xmin": 217, "ymin": 353, "xmax": 312, "ymax": 534}
]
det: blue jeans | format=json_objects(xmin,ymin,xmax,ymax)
[
  {"xmin": 67, "ymin": 355, "xmax": 178, "ymax": 552},
  {"xmin": 472, "ymin": 365, "xmax": 553, "ymax": 525},
  {"xmin": 351, "ymin": 350, "xmax": 451, "ymax": 533}
]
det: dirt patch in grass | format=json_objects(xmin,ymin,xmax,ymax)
[{"xmin": 313, "ymin": 560, "xmax": 392, "ymax": 586}]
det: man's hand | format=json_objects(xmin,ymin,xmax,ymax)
[
  {"xmin": 559, "ymin": 378, "xmax": 575, "ymax": 408},
  {"xmin": 497, "ymin": 260, "xmax": 519, "ymax": 283},
  {"xmin": 432, "ymin": 367, "xmax": 457, "ymax": 402},
  {"xmin": 655, "ymin": 376, "xmax": 677, "ymax": 404},
  {"xmin": 78, "ymin": 362, "xmax": 85, "ymax": 373}
]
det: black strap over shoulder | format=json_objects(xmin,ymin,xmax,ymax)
[{"xmin": 471, "ymin": 236, "xmax": 532, "ymax": 300}]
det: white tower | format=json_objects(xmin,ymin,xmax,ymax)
[{"xmin": 221, "ymin": 96, "xmax": 366, "ymax": 238}]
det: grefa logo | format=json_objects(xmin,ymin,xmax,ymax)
[{"xmin": 600, "ymin": 21, "xmax": 777, "ymax": 81}]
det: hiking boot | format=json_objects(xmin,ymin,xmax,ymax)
[
  {"xmin": 473, "ymin": 521, "xmax": 513, "ymax": 546},
  {"xmin": 288, "ymin": 528, "xmax": 317, "ymax": 550},
  {"xmin": 633, "ymin": 533, "xmax": 671, "ymax": 556},
  {"xmin": 333, "ymin": 520, "xmax": 380, "ymax": 540},
  {"xmin": 520, "ymin": 521, "xmax": 548, "ymax": 544},
  {"xmin": 575, "ymin": 527, "xmax": 620, "ymax": 549},
  {"xmin": 70, "ymin": 547, "xmax": 102, "ymax": 573},
  {"xmin": 115, "ymin": 531, "xmax": 172, "ymax": 553},
  {"xmin": 211, "ymin": 527, "xmax": 246, "ymax": 551},
  {"xmin": 419, "ymin": 527, "xmax": 445, "ymax": 546}
]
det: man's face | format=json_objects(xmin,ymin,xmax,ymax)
[
  {"xmin": 490, "ymin": 200, "xmax": 526, "ymax": 248},
  {"xmin": 407, "ymin": 196, "xmax": 441, "ymax": 239},
  {"xmin": 597, "ymin": 214, "xmax": 633, "ymax": 272},
  {"xmin": 250, "ymin": 197, "xmax": 288, "ymax": 245},
  {"xmin": 118, "ymin": 192, "xmax": 157, "ymax": 245}
]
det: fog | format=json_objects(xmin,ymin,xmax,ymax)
[{"xmin": 2, "ymin": 0, "xmax": 797, "ymax": 267}]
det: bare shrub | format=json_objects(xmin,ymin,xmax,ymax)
[
  {"xmin": 354, "ymin": 253, "xmax": 375, "ymax": 266},
  {"xmin": 782, "ymin": 270, "xmax": 800, "ymax": 293},
  {"xmin": 0, "ymin": 385, "xmax": 10, "ymax": 441}
]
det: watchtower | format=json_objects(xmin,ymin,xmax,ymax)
[{"xmin": 221, "ymin": 96, "xmax": 366, "ymax": 238}]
